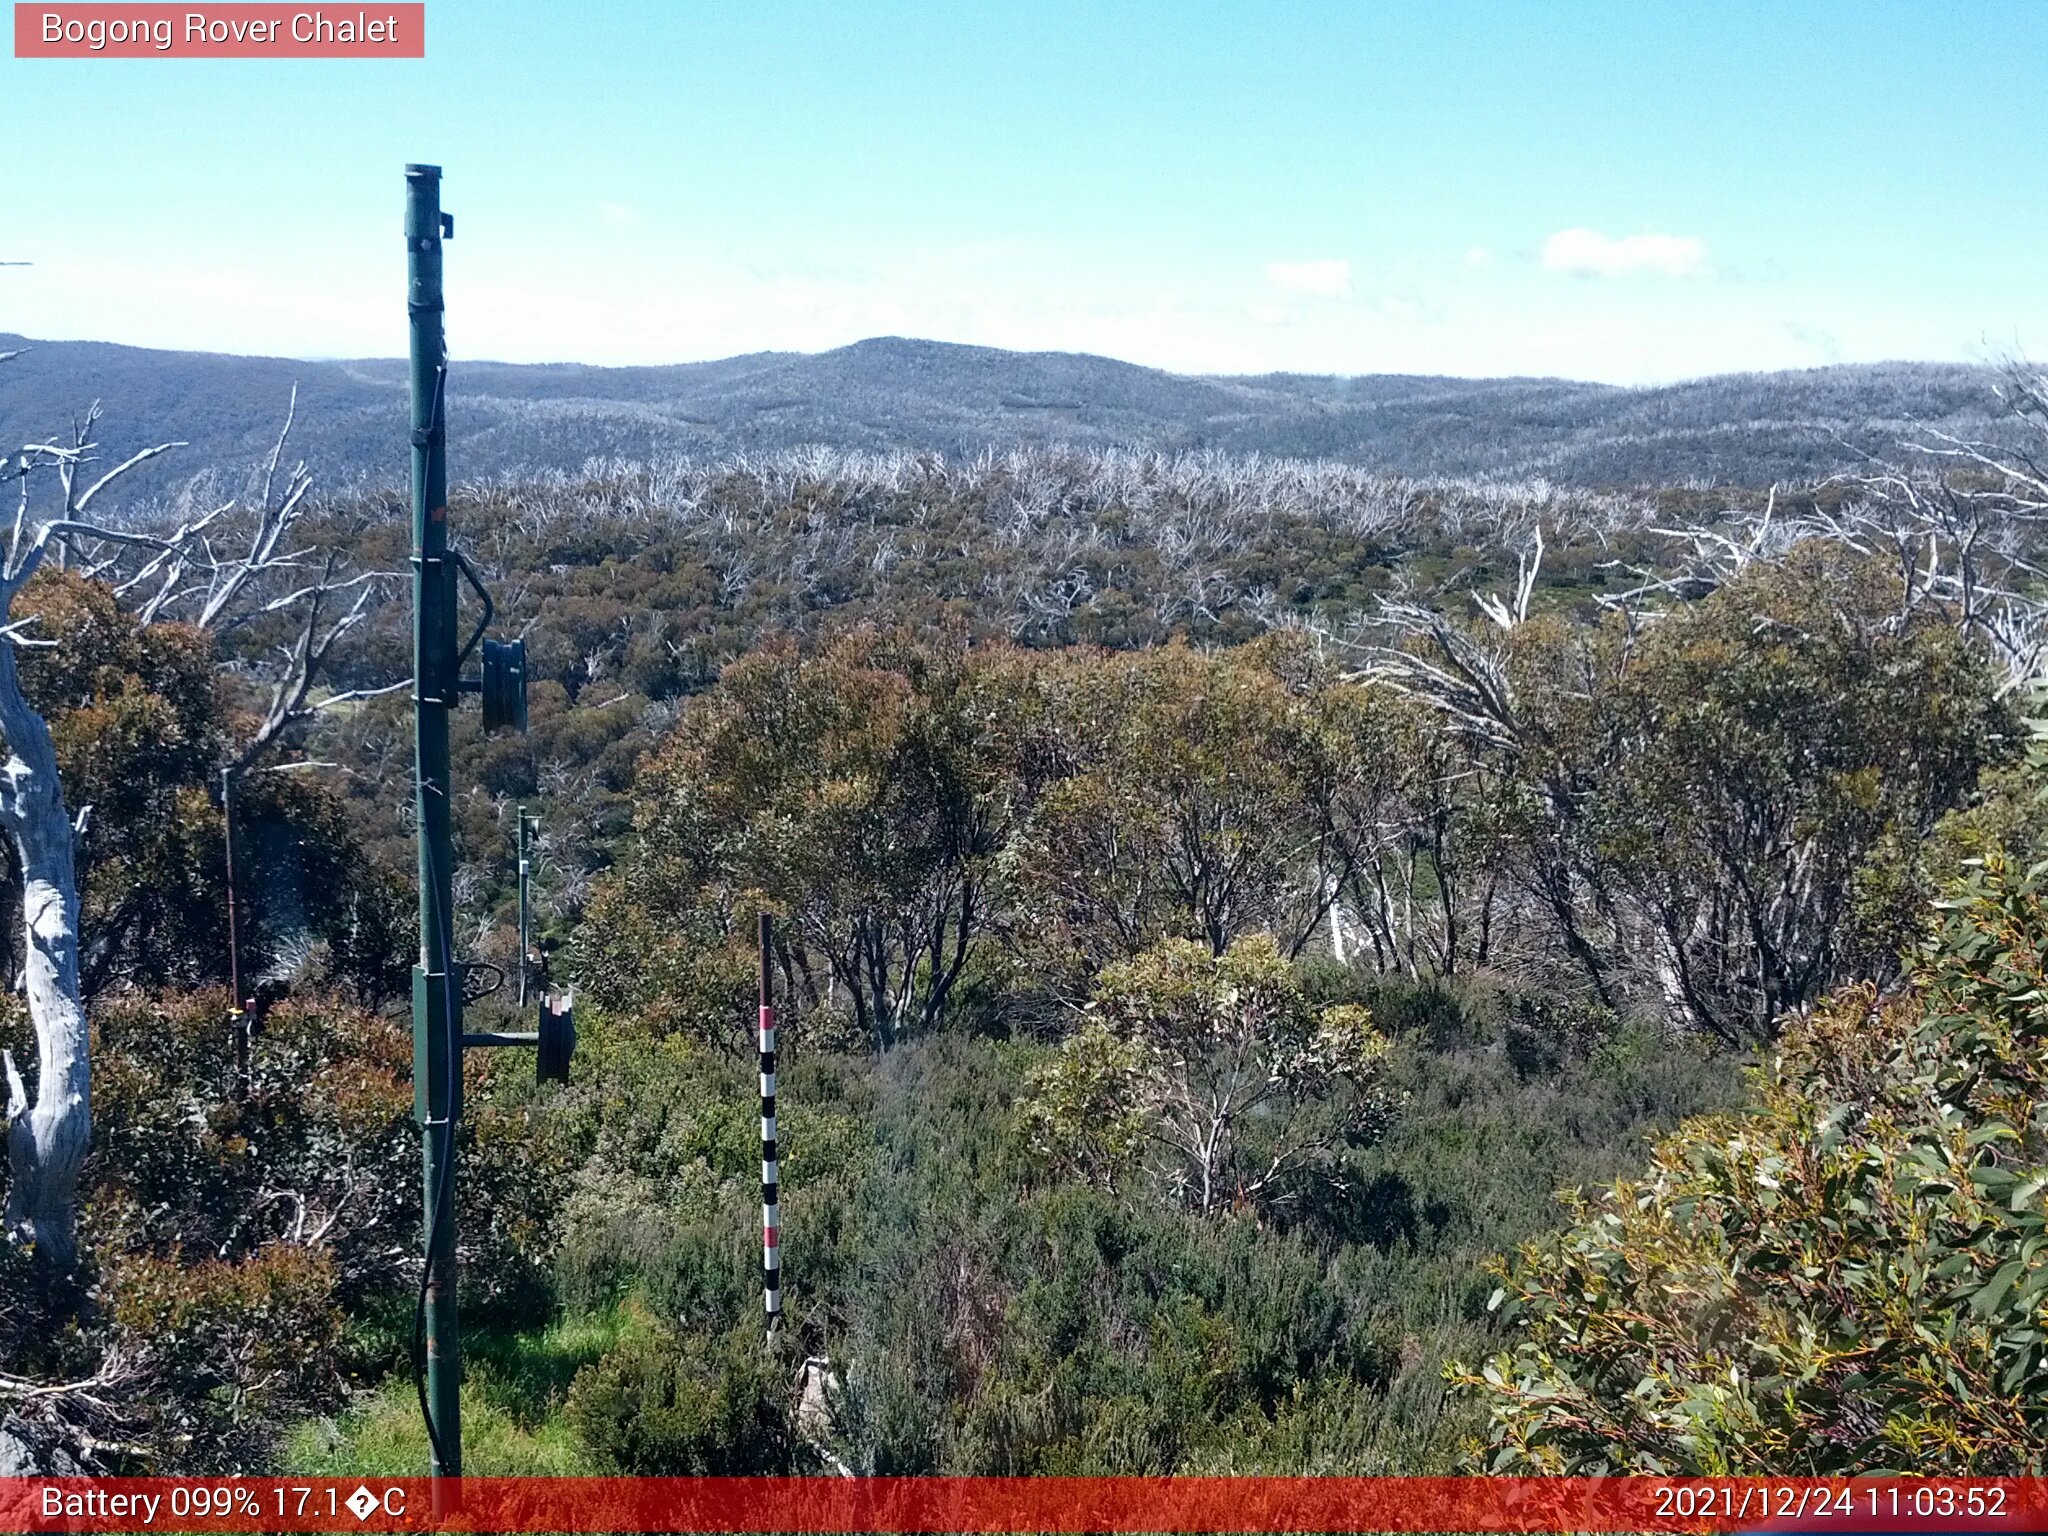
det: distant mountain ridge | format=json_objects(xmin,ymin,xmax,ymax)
[{"xmin": 0, "ymin": 332, "xmax": 2010, "ymax": 497}]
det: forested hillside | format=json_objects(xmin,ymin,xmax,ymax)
[
  {"xmin": 0, "ymin": 331, "xmax": 2012, "ymax": 493},
  {"xmin": 5, "ymin": 361, "xmax": 2048, "ymax": 1477}
]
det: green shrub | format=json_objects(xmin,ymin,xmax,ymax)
[
  {"xmin": 89, "ymin": 990, "xmax": 416, "ymax": 1297},
  {"xmin": 565, "ymin": 1327, "xmax": 792, "ymax": 1473},
  {"xmin": 1452, "ymin": 851, "xmax": 2048, "ymax": 1472},
  {"xmin": 535, "ymin": 991, "xmax": 1736, "ymax": 1477},
  {"xmin": 107, "ymin": 1243, "xmax": 342, "ymax": 1471},
  {"xmin": 1019, "ymin": 935, "xmax": 1390, "ymax": 1217}
]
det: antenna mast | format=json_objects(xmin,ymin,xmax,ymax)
[
  {"xmin": 405, "ymin": 161, "xmax": 463, "ymax": 1488},
  {"xmin": 404, "ymin": 164, "xmax": 560, "ymax": 1498}
]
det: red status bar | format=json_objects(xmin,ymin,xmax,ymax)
[{"xmin": 1, "ymin": 1476, "xmax": 2042, "ymax": 1533}]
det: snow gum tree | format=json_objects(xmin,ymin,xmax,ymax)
[
  {"xmin": 1023, "ymin": 933, "xmax": 1391, "ymax": 1217},
  {"xmin": 1, "ymin": 375, "xmax": 392, "ymax": 1265}
]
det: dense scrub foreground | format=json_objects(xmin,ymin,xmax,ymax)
[
  {"xmin": 271, "ymin": 977, "xmax": 1738, "ymax": 1477},
  {"xmin": 1462, "ymin": 731, "xmax": 2048, "ymax": 1471},
  {"xmin": 3, "ymin": 411, "xmax": 2047, "ymax": 1472}
]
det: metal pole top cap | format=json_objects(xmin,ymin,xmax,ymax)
[{"xmin": 406, "ymin": 163, "xmax": 443, "ymax": 179}]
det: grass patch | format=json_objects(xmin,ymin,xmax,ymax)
[{"xmin": 286, "ymin": 1297, "xmax": 657, "ymax": 1476}]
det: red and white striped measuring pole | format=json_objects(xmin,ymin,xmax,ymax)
[{"xmin": 758, "ymin": 912, "xmax": 782, "ymax": 1333}]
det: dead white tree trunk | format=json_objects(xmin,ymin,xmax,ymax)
[
  {"xmin": 0, "ymin": 428, "xmax": 176, "ymax": 1263},
  {"xmin": 0, "ymin": 368, "xmax": 397, "ymax": 1266},
  {"xmin": 0, "ymin": 630, "xmax": 86, "ymax": 1263}
]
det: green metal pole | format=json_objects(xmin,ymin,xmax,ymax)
[{"xmin": 406, "ymin": 162, "xmax": 462, "ymax": 1485}]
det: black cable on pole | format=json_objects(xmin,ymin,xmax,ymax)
[{"xmin": 412, "ymin": 1107, "xmax": 455, "ymax": 1473}]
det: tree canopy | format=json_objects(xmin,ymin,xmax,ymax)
[{"xmin": 1454, "ymin": 744, "xmax": 2048, "ymax": 1471}]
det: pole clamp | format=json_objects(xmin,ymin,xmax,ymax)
[
  {"xmin": 408, "ymin": 549, "xmax": 460, "ymax": 704},
  {"xmin": 410, "ymin": 363, "xmax": 450, "ymax": 447}
]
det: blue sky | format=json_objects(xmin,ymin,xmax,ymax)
[{"xmin": 2, "ymin": 0, "xmax": 2042, "ymax": 382}]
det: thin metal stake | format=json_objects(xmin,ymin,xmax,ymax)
[{"xmin": 221, "ymin": 768, "xmax": 248, "ymax": 1099}]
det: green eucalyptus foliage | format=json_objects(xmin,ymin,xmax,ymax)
[
  {"xmin": 1453, "ymin": 845, "xmax": 2048, "ymax": 1472},
  {"xmin": 583, "ymin": 549, "xmax": 2008, "ymax": 1060},
  {"xmin": 1443, "ymin": 542, "xmax": 2014, "ymax": 1042},
  {"xmin": 1022, "ymin": 935, "xmax": 1389, "ymax": 1216},
  {"xmin": 1592, "ymin": 544, "xmax": 2009, "ymax": 1039},
  {"xmin": 0, "ymin": 568, "xmax": 413, "ymax": 1006},
  {"xmin": 1005, "ymin": 640, "xmax": 1373, "ymax": 988},
  {"xmin": 577, "ymin": 630, "xmax": 1052, "ymax": 1051}
]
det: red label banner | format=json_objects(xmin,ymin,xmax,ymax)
[{"xmin": 13, "ymin": 4, "xmax": 423, "ymax": 57}]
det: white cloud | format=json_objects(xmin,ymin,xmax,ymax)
[
  {"xmin": 1262, "ymin": 258, "xmax": 1352, "ymax": 298},
  {"xmin": 1462, "ymin": 246, "xmax": 1492, "ymax": 270},
  {"xmin": 595, "ymin": 201, "xmax": 643, "ymax": 231},
  {"xmin": 1540, "ymin": 228, "xmax": 1710, "ymax": 279},
  {"xmin": 1779, "ymin": 320, "xmax": 1842, "ymax": 363}
]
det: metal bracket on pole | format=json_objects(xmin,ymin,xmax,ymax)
[{"xmin": 410, "ymin": 365, "xmax": 448, "ymax": 447}]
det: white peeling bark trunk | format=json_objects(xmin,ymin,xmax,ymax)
[{"xmin": 0, "ymin": 639, "xmax": 87, "ymax": 1267}]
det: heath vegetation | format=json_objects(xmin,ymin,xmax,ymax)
[{"xmin": 6, "ymin": 361, "xmax": 2048, "ymax": 1473}]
